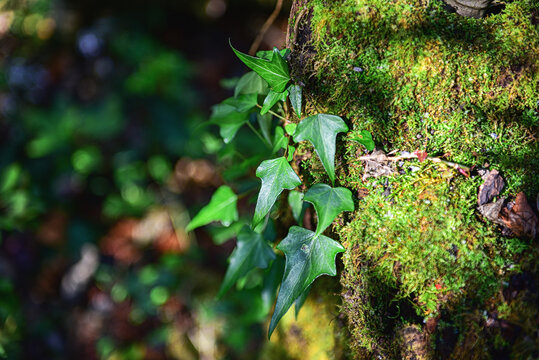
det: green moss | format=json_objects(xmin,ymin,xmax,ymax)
[
  {"xmin": 295, "ymin": 0, "xmax": 538, "ymax": 195},
  {"xmin": 289, "ymin": 0, "xmax": 538, "ymax": 357}
]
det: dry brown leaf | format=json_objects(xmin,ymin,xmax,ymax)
[
  {"xmin": 362, "ymin": 150, "xmax": 396, "ymax": 180},
  {"xmin": 500, "ymin": 192, "xmax": 537, "ymax": 239},
  {"xmin": 478, "ymin": 169, "xmax": 504, "ymax": 206}
]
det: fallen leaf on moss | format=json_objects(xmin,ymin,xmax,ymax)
[
  {"xmin": 361, "ymin": 150, "xmax": 396, "ymax": 180},
  {"xmin": 478, "ymin": 169, "xmax": 504, "ymax": 206},
  {"xmin": 500, "ymin": 192, "xmax": 537, "ymax": 239},
  {"xmin": 478, "ymin": 198, "xmax": 506, "ymax": 225}
]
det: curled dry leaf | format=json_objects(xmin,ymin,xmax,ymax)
[
  {"xmin": 477, "ymin": 170, "xmax": 538, "ymax": 239},
  {"xmin": 500, "ymin": 192, "xmax": 537, "ymax": 239},
  {"xmin": 478, "ymin": 198, "xmax": 506, "ymax": 225}
]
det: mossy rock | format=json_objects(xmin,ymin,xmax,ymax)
[{"xmin": 286, "ymin": 0, "xmax": 538, "ymax": 358}]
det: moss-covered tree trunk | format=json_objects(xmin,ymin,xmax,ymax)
[{"xmin": 284, "ymin": 0, "xmax": 538, "ymax": 358}]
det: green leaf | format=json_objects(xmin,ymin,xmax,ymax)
[
  {"xmin": 223, "ymin": 93, "xmax": 258, "ymax": 112},
  {"xmin": 257, "ymin": 113, "xmax": 273, "ymax": 145},
  {"xmin": 272, "ymin": 127, "xmax": 288, "ymax": 154},
  {"xmin": 231, "ymin": 43, "xmax": 291, "ymax": 92},
  {"xmin": 304, "ymin": 183, "xmax": 354, "ymax": 236},
  {"xmin": 294, "ymin": 285, "xmax": 311, "ymax": 318},
  {"xmin": 186, "ymin": 185, "xmax": 238, "ymax": 231},
  {"xmin": 284, "ymin": 123, "xmax": 297, "ymax": 136},
  {"xmin": 268, "ymin": 226, "xmax": 345, "ymax": 337},
  {"xmin": 293, "ymin": 114, "xmax": 348, "ymax": 184},
  {"xmin": 253, "ymin": 157, "xmax": 301, "ymax": 227},
  {"xmin": 1, "ymin": 163, "xmax": 21, "ymax": 193},
  {"xmin": 261, "ymin": 256, "xmax": 285, "ymax": 312},
  {"xmin": 288, "ymin": 190, "xmax": 304, "ymax": 224},
  {"xmin": 288, "ymin": 85, "xmax": 302, "ymax": 118},
  {"xmin": 256, "ymin": 48, "xmax": 290, "ymax": 60},
  {"xmin": 261, "ymin": 89, "xmax": 288, "ymax": 115},
  {"xmin": 287, "ymin": 145, "xmax": 295, "ymax": 162},
  {"xmin": 218, "ymin": 226, "xmax": 276, "ymax": 298},
  {"xmin": 234, "ymin": 71, "xmax": 269, "ymax": 97},
  {"xmin": 207, "ymin": 221, "xmax": 246, "ymax": 245},
  {"xmin": 351, "ymin": 130, "xmax": 375, "ymax": 151},
  {"xmin": 210, "ymin": 102, "xmax": 249, "ymax": 143}
]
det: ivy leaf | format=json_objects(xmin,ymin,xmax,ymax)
[
  {"xmin": 256, "ymin": 48, "xmax": 290, "ymax": 60},
  {"xmin": 257, "ymin": 113, "xmax": 273, "ymax": 145},
  {"xmin": 253, "ymin": 157, "xmax": 301, "ymax": 227},
  {"xmin": 294, "ymin": 285, "xmax": 311, "ymax": 318},
  {"xmin": 218, "ymin": 226, "xmax": 276, "ymax": 298},
  {"xmin": 287, "ymin": 145, "xmax": 295, "ymax": 162},
  {"xmin": 261, "ymin": 89, "xmax": 288, "ymax": 115},
  {"xmin": 231, "ymin": 43, "xmax": 290, "ymax": 92},
  {"xmin": 351, "ymin": 130, "xmax": 375, "ymax": 151},
  {"xmin": 288, "ymin": 84, "xmax": 302, "ymax": 118},
  {"xmin": 272, "ymin": 127, "xmax": 288, "ymax": 154},
  {"xmin": 234, "ymin": 71, "xmax": 268, "ymax": 97},
  {"xmin": 207, "ymin": 221, "xmax": 246, "ymax": 245},
  {"xmin": 186, "ymin": 185, "xmax": 238, "ymax": 231},
  {"xmin": 304, "ymin": 183, "xmax": 354, "ymax": 236},
  {"xmin": 210, "ymin": 102, "xmax": 249, "ymax": 143},
  {"xmin": 223, "ymin": 93, "xmax": 258, "ymax": 112},
  {"xmin": 261, "ymin": 256, "xmax": 285, "ymax": 312},
  {"xmin": 268, "ymin": 226, "xmax": 345, "ymax": 337},
  {"xmin": 284, "ymin": 123, "xmax": 297, "ymax": 136},
  {"xmin": 288, "ymin": 190, "xmax": 304, "ymax": 224},
  {"xmin": 293, "ymin": 114, "xmax": 348, "ymax": 184}
]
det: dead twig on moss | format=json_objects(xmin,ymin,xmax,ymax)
[{"xmin": 358, "ymin": 151, "xmax": 471, "ymax": 176}]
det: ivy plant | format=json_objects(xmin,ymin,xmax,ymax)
[{"xmin": 186, "ymin": 43, "xmax": 375, "ymax": 338}]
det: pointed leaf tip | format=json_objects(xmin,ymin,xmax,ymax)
[
  {"xmin": 253, "ymin": 157, "xmax": 301, "ymax": 227},
  {"xmin": 230, "ymin": 41, "xmax": 291, "ymax": 92},
  {"xmin": 268, "ymin": 226, "xmax": 345, "ymax": 337},
  {"xmin": 186, "ymin": 185, "xmax": 238, "ymax": 231},
  {"xmin": 304, "ymin": 184, "xmax": 354, "ymax": 236},
  {"xmin": 217, "ymin": 226, "xmax": 275, "ymax": 298},
  {"xmin": 293, "ymin": 114, "xmax": 348, "ymax": 184}
]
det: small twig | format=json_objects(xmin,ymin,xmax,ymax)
[
  {"xmin": 249, "ymin": 0, "xmax": 283, "ymax": 55},
  {"xmin": 358, "ymin": 152, "xmax": 471, "ymax": 174}
]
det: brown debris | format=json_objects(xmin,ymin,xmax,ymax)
[
  {"xmin": 500, "ymin": 192, "xmax": 538, "ymax": 239},
  {"xmin": 478, "ymin": 198, "xmax": 506, "ymax": 225},
  {"xmin": 477, "ymin": 170, "xmax": 538, "ymax": 239},
  {"xmin": 361, "ymin": 150, "xmax": 397, "ymax": 180},
  {"xmin": 478, "ymin": 169, "xmax": 504, "ymax": 206}
]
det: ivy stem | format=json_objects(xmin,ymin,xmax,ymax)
[
  {"xmin": 246, "ymin": 121, "xmax": 271, "ymax": 148},
  {"xmin": 256, "ymin": 104, "xmax": 287, "ymax": 121}
]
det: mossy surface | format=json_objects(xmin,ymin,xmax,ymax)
[
  {"xmin": 260, "ymin": 277, "xmax": 347, "ymax": 360},
  {"xmin": 288, "ymin": 0, "xmax": 538, "ymax": 358}
]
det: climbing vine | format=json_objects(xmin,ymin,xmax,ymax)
[{"xmin": 187, "ymin": 44, "xmax": 373, "ymax": 337}]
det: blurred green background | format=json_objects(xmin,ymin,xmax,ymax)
[{"xmin": 0, "ymin": 0, "xmax": 292, "ymax": 358}]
